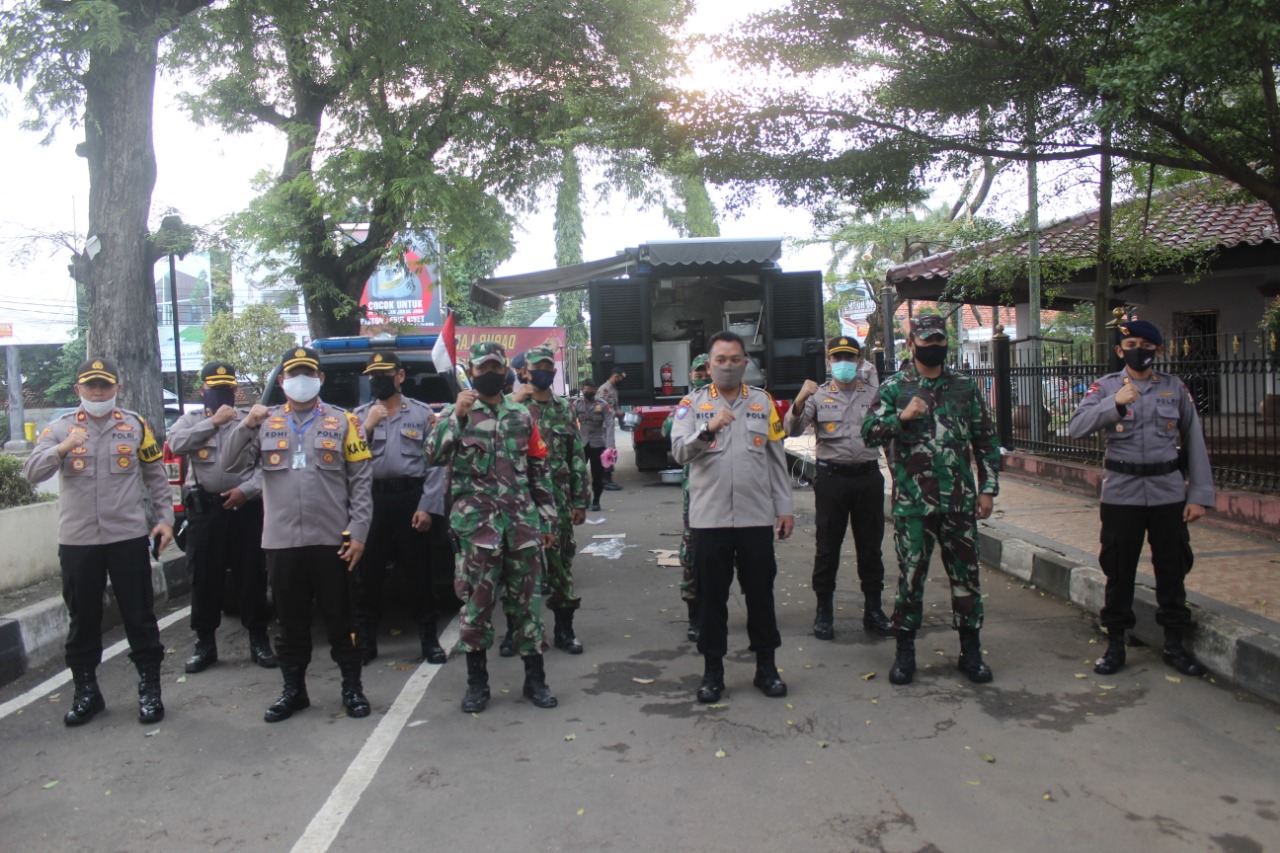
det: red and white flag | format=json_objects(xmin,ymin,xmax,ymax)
[{"xmin": 432, "ymin": 310, "xmax": 457, "ymax": 373}]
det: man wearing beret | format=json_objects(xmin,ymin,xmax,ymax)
[
  {"xmin": 1069, "ymin": 319, "xmax": 1213, "ymax": 678},
  {"xmin": 786, "ymin": 336, "xmax": 893, "ymax": 642},
  {"xmin": 427, "ymin": 341, "xmax": 560, "ymax": 713},
  {"xmin": 224, "ymin": 346, "xmax": 375, "ymax": 722},
  {"xmin": 352, "ymin": 352, "xmax": 448, "ymax": 666},
  {"xmin": 23, "ymin": 357, "xmax": 174, "ymax": 726},
  {"xmin": 168, "ymin": 362, "xmax": 274, "ymax": 674},
  {"xmin": 862, "ymin": 313, "xmax": 1000, "ymax": 686}
]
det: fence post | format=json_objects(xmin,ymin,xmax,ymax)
[
  {"xmin": 993, "ymin": 324, "xmax": 1013, "ymax": 449},
  {"xmin": 1106, "ymin": 307, "xmax": 1125, "ymax": 374}
]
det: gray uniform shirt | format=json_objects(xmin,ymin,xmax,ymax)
[
  {"xmin": 598, "ymin": 379, "xmax": 619, "ymax": 448},
  {"xmin": 354, "ymin": 396, "xmax": 445, "ymax": 516},
  {"xmin": 223, "ymin": 401, "xmax": 374, "ymax": 548},
  {"xmin": 784, "ymin": 375, "xmax": 881, "ymax": 464},
  {"xmin": 168, "ymin": 409, "xmax": 263, "ymax": 501},
  {"xmin": 23, "ymin": 407, "xmax": 174, "ymax": 546},
  {"xmin": 571, "ymin": 396, "xmax": 613, "ymax": 447},
  {"xmin": 1068, "ymin": 370, "xmax": 1214, "ymax": 508},
  {"xmin": 669, "ymin": 384, "xmax": 793, "ymax": 528}
]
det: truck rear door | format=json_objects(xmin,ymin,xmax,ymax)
[
  {"xmin": 588, "ymin": 277, "xmax": 652, "ymax": 404},
  {"xmin": 765, "ymin": 270, "xmax": 825, "ymax": 397}
]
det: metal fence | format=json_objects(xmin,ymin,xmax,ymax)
[{"xmin": 959, "ymin": 330, "xmax": 1280, "ymax": 495}]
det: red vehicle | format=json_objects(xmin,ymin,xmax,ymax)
[{"xmin": 473, "ymin": 237, "xmax": 825, "ymax": 471}]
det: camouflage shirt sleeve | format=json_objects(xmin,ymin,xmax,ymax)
[
  {"xmin": 568, "ymin": 426, "xmax": 590, "ymax": 511},
  {"xmin": 526, "ymin": 419, "xmax": 557, "ymax": 533},
  {"xmin": 968, "ymin": 380, "xmax": 1000, "ymax": 496},
  {"xmin": 860, "ymin": 380, "xmax": 902, "ymax": 447}
]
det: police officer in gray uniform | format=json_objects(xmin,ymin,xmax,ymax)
[
  {"xmin": 670, "ymin": 331, "xmax": 795, "ymax": 703},
  {"xmin": 785, "ymin": 335, "xmax": 892, "ymax": 640},
  {"xmin": 1069, "ymin": 320, "xmax": 1214, "ymax": 677},
  {"xmin": 571, "ymin": 377, "xmax": 613, "ymax": 511},
  {"xmin": 597, "ymin": 368, "xmax": 624, "ymax": 490},
  {"xmin": 23, "ymin": 357, "xmax": 174, "ymax": 726},
  {"xmin": 224, "ymin": 346, "xmax": 376, "ymax": 722},
  {"xmin": 168, "ymin": 361, "xmax": 274, "ymax": 673},
  {"xmin": 352, "ymin": 352, "xmax": 448, "ymax": 666}
]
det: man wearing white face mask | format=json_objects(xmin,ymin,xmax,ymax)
[
  {"xmin": 225, "ymin": 346, "xmax": 374, "ymax": 723},
  {"xmin": 24, "ymin": 357, "xmax": 174, "ymax": 727},
  {"xmin": 785, "ymin": 336, "xmax": 892, "ymax": 641}
]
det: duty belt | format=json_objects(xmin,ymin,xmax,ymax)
[
  {"xmin": 372, "ymin": 476, "xmax": 426, "ymax": 494},
  {"xmin": 1104, "ymin": 458, "xmax": 1181, "ymax": 477},
  {"xmin": 816, "ymin": 459, "xmax": 879, "ymax": 477}
]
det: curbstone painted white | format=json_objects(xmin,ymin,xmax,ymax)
[
  {"xmin": 1068, "ymin": 566, "xmax": 1107, "ymax": 615},
  {"xmin": 0, "ymin": 502, "xmax": 60, "ymax": 594},
  {"xmin": 1000, "ymin": 539, "xmax": 1037, "ymax": 581}
]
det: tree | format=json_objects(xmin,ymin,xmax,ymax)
[
  {"xmin": 503, "ymin": 297, "xmax": 552, "ymax": 329},
  {"xmin": 200, "ymin": 302, "xmax": 297, "ymax": 394},
  {"xmin": 178, "ymin": 0, "xmax": 690, "ymax": 339},
  {"xmin": 0, "ymin": 343, "xmax": 78, "ymax": 407},
  {"xmin": 1, "ymin": 0, "xmax": 214, "ymax": 435}
]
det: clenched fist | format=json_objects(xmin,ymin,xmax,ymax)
[
  {"xmin": 1114, "ymin": 382, "xmax": 1141, "ymax": 407},
  {"xmin": 244, "ymin": 404, "xmax": 271, "ymax": 428},
  {"xmin": 796, "ymin": 379, "xmax": 819, "ymax": 405},
  {"xmin": 454, "ymin": 389, "xmax": 479, "ymax": 419},
  {"xmin": 707, "ymin": 407, "xmax": 736, "ymax": 434},
  {"xmin": 900, "ymin": 395, "xmax": 930, "ymax": 422}
]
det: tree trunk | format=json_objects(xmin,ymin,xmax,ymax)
[
  {"xmin": 1094, "ymin": 139, "xmax": 1114, "ymax": 365},
  {"xmin": 80, "ymin": 38, "xmax": 164, "ymax": 436}
]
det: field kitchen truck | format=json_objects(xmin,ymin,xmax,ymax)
[{"xmin": 471, "ymin": 237, "xmax": 826, "ymax": 470}]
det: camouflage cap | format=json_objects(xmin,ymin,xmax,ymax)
[
  {"xmin": 200, "ymin": 361, "xmax": 237, "ymax": 387},
  {"xmin": 524, "ymin": 345, "xmax": 556, "ymax": 366},
  {"xmin": 76, "ymin": 357, "xmax": 119, "ymax": 385},
  {"xmin": 690, "ymin": 352, "xmax": 710, "ymax": 371},
  {"xmin": 909, "ymin": 314, "xmax": 948, "ymax": 338},
  {"xmin": 363, "ymin": 352, "xmax": 401, "ymax": 374},
  {"xmin": 469, "ymin": 340, "xmax": 507, "ymax": 367}
]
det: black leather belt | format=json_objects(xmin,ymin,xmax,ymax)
[
  {"xmin": 816, "ymin": 460, "xmax": 879, "ymax": 477},
  {"xmin": 1104, "ymin": 458, "xmax": 1181, "ymax": 476},
  {"xmin": 372, "ymin": 476, "xmax": 426, "ymax": 494}
]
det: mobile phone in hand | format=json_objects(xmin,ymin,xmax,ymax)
[{"xmin": 151, "ymin": 534, "xmax": 162, "ymax": 559}]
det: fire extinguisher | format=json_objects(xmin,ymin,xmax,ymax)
[{"xmin": 661, "ymin": 362, "xmax": 674, "ymax": 394}]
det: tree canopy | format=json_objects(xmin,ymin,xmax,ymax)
[{"xmin": 200, "ymin": 302, "xmax": 297, "ymax": 393}]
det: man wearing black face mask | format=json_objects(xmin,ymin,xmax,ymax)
[
  {"xmin": 1069, "ymin": 319, "xmax": 1214, "ymax": 678},
  {"xmin": 168, "ymin": 361, "xmax": 274, "ymax": 674},
  {"xmin": 862, "ymin": 313, "xmax": 1000, "ymax": 687},
  {"xmin": 571, "ymin": 377, "xmax": 612, "ymax": 511},
  {"xmin": 352, "ymin": 352, "xmax": 448, "ymax": 666}
]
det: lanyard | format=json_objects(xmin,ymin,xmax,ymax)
[{"xmin": 289, "ymin": 406, "xmax": 322, "ymax": 442}]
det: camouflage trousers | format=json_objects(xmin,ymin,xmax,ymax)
[
  {"xmin": 503, "ymin": 520, "xmax": 580, "ymax": 613},
  {"xmin": 454, "ymin": 539, "xmax": 546, "ymax": 656},
  {"xmin": 678, "ymin": 474, "xmax": 698, "ymax": 601},
  {"xmin": 891, "ymin": 513, "xmax": 984, "ymax": 632}
]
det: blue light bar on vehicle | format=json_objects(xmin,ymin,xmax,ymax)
[{"xmin": 312, "ymin": 334, "xmax": 439, "ymax": 352}]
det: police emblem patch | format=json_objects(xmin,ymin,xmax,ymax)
[
  {"xmin": 72, "ymin": 446, "xmax": 88, "ymax": 455},
  {"xmin": 322, "ymin": 452, "xmax": 335, "ymax": 464},
  {"xmin": 268, "ymin": 452, "xmax": 283, "ymax": 466},
  {"xmin": 278, "ymin": 440, "xmax": 289, "ymax": 449},
  {"xmin": 675, "ymin": 406, "xmax": 689, "ymax": 420},
  {"xmin": 70, "ymin": 459, "xmax": 86, "ymax": 471},
  {"xmin": 699, "ymin": 403, "xmax": 715, "ymax": 411},
  {"xmin": 197, "ymin": 449, "xmax": 210, "ymax": 460},
  {"xmin": 117, "ymin": 444, "xmax": 132, "ymax": 455},
  {"xmin": 117, "ymin": 457, "xmax": 131, "ymax": 469},
  {"xmin": 322, "ymin": 439, "xmax": 337, "ymax": 450},
  {"xmin": 753, "ymin": 436, "xmax": 763, "ymax": 446},
  {"xmin": 825, "ymin": 422, "xmax": 836, "ymax": 433},
  {"xmin": 749, "ymin": 403, "xmax": 764, "ymax": 411}
]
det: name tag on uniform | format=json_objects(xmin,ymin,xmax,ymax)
[{"xmin": 293, "ymin": 448, "xmax": 307, "ymax": 469}]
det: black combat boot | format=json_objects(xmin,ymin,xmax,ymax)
[
  {"xmin": 354, "ymin": 624, "xmax": 378, "ymax": 666},
  {"xmin": 696, "ymin": 655, "xmax": 725, "ymax": 703},
  {"xmin": 889, "ymin": 629, "xmax": 917, "ymax": 685},
  {"xmin": 248, "ymin": 630, "xmax": 277, "ymax": 669},
  {"xmin": 752, "ymin": 649, "xmax": 788, "ymax": 698},
  {"xmin": 1162, "ymin": 628, "xmax": 1207, "ymax": 677},
  {"xmin": 461, "ymin": 650, "xmax": 490, "ymax": 713},
  {"xmin": 264, "ymin": 665, "xmax": 310, "ymax": 723},
  {"xmin": 498, "ymin": 614, "xmax": 517, "ymax": 658},
  {"xmin": 1094, "ymin": 629, "xmax": 1126, "ymax": 675},
  {"xmin": 136, "ymin": 662, "xmax": 165, "ymax": 724},
  {"xmin": 63, "ymin": 667, "xmax": 105, "ymax": 726},
  {"xmin": 957, "ymin": 627, "xmax": 994, "ymax": 683},
  {"xmin": 521, "ymin": 654, "xmax": 558, "ymax": 708},
  {"xmin": 553, "ymin": 608, "xmax": 584, "ymax": 655},
  {"xmin": 339, "ymin": 662, "xmax": 372, "ymax": 718},
  {"xmin": 813, "ymin": 592, "xmax": 835, "ymax": 641},
  {"xmin": 602, "ymin": 469, "xmax": 622, "ymax": 491},
  {"xmin": 862, "ymin": 590, "xmax": 894, "ymax": 637},
  {"xmin": 590, "ymin": 500, "xmax": 602, "ymax": 512},
  {"xmin": 184, "ymin": 632, "xmax": 218, "ymax": 674},
  {"xmin": 419, "ymin": 619, "xmax": 447, "ymax": 665},
  {"xmin": 685, "ymin": 599, "xmax": 700, "ymax": 643}
]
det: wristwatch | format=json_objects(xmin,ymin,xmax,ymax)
[{"xmin": 698, "ymin": 428, "xmax": 716, "ymax": 442}]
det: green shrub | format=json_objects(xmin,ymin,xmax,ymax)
[{"xmin": 0, "ymin": 453, "xmax": 45, "ymax": 510}]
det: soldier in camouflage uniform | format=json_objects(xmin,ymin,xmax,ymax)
[
  {"xmin": 504, "ymin": 345, "xmax": 590, "ymax": 655},
  {"xmin": 426, "ymin": 341, "xmax": 560, "ymax": 713},
  {"xmin": 861, "ymin": 313, "xmax": 1000, "ymax": 685},
  {"xmin": 661, "ymin": 353, "xmax": 710, "ymax": 641}
]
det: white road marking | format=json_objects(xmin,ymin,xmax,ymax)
[
  {"xmin": 291, "ymin": 622, "xmax": 460, "ymax": 853},
  {"xmin": 0, "ymin": 606, "xmax": 192, "ymax": 722}
]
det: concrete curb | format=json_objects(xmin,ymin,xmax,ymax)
[
  {"xmin": 0, "ymin": 551, "xmax": 189, "ymax": 688},
  {"xmin": 786, "ymin": 448, "xmax": 1280, "ymax": 705}
]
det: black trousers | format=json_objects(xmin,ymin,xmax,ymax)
[
  {"xmin": 60, "ymin": 537, "xmax": 163, "ymax": 669},
  {"xmin": 353, "ymin": 488, "xmax": 438, "ymax": 632},
  {"xmin": 185, "ymin": 495, "xmax": 270, "ymax": 637},
  {"xmin": 584, "ymin": 444, "xmax": 605, "ymax": 503},
  {"xmin": 266, "ymin": 545, "xmax": 361, "ymax": 669},
  {"xmin": 693, "ymin": 526, "xmax": 781, "ymax": 658},
  {"xmin": 812, "ymin": 467, "xmax": 886, "ymax": 597},
  {"xmin": 1098, "ymin": 501, "xmax": 1193, "ymax": 632}
]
